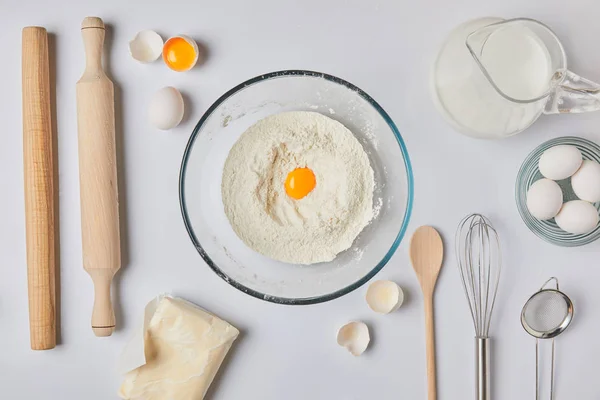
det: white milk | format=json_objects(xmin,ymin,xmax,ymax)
[
  {"xmin": 432, "ymin": 19, "xmax": 554, "ymax": 138},
  {"xmin": 481, "ymin": 25, "xmax": 552, "ymax": 101}
]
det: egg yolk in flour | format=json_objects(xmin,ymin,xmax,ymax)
[{"xmin": 285, "ymin": 167, "xmax": 316, "ymax": 200}]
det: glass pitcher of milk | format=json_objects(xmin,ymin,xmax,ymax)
[{"xmin": 432, "ymin": 18, "xmax": 600, "ymax": 139}]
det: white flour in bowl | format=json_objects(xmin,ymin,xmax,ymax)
[{"xmin": 221, "ymin": 111, "xmax": 374, "ymax": 265}]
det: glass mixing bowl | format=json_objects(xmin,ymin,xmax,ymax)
[
  {"xmin": 516, "ymin": 136, "xmax": 600, "ymax": 246},
  {"xmin": 179, "ymin": 70, "xmax": 413, "ymax": 304}
]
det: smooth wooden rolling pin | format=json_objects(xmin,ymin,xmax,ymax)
[
  {"xmin": 22, "ymin": 26, "xmax": 56, "ymax": 350},
  {"xmin": 76, "ymin": 17, "xmax": 121, "ymax": 337}
]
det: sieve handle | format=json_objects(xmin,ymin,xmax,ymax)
[{"xmin": 476, "ymin": 336, "xmax": 491, "ymax": 400}]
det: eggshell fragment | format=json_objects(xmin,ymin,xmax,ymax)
[
  {"xmin": 148, "ymin": 87, "xmax": 184, "ymax": 130},
  {"xmin": 366, "ymin": 280, "xmax": 404, "ymax": 314},
  {"xmin": 526, "ymin": 179, "xmax": 563, "ymax": 220},
  {"xmin": 571, "ymin": 160, "xmax": 600, "ymax": 203},
  {"xmin": 337, "ymin": 322, "xmax": 370, "ymax": 356},
  {"xmin": 129, "ymin": 30, "xmax": 163, "ymax": 63},
  {"xmin": 555, "ymin": 200, "xmax": 599, "ymax": 235},
  {"xmin": 539, "ymin": 145, "xmax": 582, "ymax": 180}
]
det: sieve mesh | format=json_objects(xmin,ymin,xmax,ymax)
[{"xmin": 523, "ymin": 291, "xmax": 569, "ymax": 333}]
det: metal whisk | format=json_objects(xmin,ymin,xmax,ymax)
[{"xmin": 455, "ymin": 214, "xmax": 502, "ymax": 400}]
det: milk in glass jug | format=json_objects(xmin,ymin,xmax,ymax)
[{"xmin": 432, "ymin": 18, "xmax": 600, "ymax": 139}]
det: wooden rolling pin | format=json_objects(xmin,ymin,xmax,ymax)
[
  {"xmin": 22, "ymin": 26, "xmax": 56, "ymax": 350},
  {"xmin": 76, "ymin": 17, "xmax": 121, "ymax": 337}
]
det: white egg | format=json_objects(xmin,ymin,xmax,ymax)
[
  {"xmin": 129, "ymin": 30, "xmax": 163, "ymax": 63},
  {"xmin": 554, "ymin": 200, "xmax": 599, "ymax": 235},
  {"xmin": 526, "ymin": 179, "xmax": 563, "ymax": 220},
  {"xmin": 148, "ymin": 87, "xmax": 184, "ymax": 130},
  {"xmin": 539, "ymin": 145, "xmax": 582, "ymax": 180},
  {"xmin": 571, "ymin": 160, "xmax": 600, "ymax": 203}
]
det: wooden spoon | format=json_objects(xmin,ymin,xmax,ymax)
[{"xmin": 409, "ymin": 226, "xmax": 444, "ymax": 400}]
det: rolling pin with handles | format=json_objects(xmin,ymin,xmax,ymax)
[
  {"xmin": 22, "ymin": 26, "xmax": 56, "ymax": 350},
  {"xmin": 76, "ymin": 17, "xmax": 121, "ymax": 337}
]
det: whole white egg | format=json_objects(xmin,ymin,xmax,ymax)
[
  {"xmin": 526, "ymin": 179, "xmax": 563, "ymax": 220},
  {"xmin": 571, "ymin": 160, "xmax": 600, "ymax": 203},
  {"xmin": 148, "ymin": 87, "xmax": 184, "ymax": 130},
  {"xmin": 554, "ymin": 200, "xmax": 599, "ymax": 235},
  {"xmin": 539, "ymin": 145, "xmax": 582, "ymax": 180}
]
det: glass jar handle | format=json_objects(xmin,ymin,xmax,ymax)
[{"xmin": 545, "ymin": 70, "xmax": 600, "ymax": 114}]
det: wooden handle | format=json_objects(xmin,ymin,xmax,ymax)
[
  {"xmin": 76, "ymin": 17, "xmax": 120, "ymax": 337},
  {"xmin": 89, "ymin": 270, "xmax": 115, "ymax": 337},
  {"xmin": 22, "ymin": 26, "xmax": 56, "ymax": 350},
  {"xmin": 424, "ymin": 295, "xmax": 437, "ymax": 400},
  {"xmin": 81, "ymin": 17, "xmax": 105, "ymax": 76}
]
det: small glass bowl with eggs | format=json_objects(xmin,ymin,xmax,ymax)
[{"xmin": 516, "ymin": 136, "xmax": 600, "ymax": 246}]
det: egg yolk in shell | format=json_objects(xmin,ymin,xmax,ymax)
[
  {"xmin": 285, "ymin": 167, "xmax": 316, "ymax": 200},
  {"xmin": 163, "ymin": 37, "xmax": 197, "ymax": 71}
]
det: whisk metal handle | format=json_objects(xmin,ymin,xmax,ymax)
[{"xmin": 476, "ymin": 337, "xmax": 491, "ymax": 400}]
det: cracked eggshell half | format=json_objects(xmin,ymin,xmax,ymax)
[
  {"xmin": 337, "ymin": 322, "xmax": 370, "ymax": 356},
  {"xmin": 366, "ymin": 280, "xmax": 404, "ymax": 314},
  {"xmin": 129, "ymin": 30, "xmax": 163, "ymax": 63},
  {"xmin": 162, "ymin": 35, "xmax": 199, "ymax": 72}
]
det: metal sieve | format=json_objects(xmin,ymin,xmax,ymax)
[{"xmin": 521, "ymin": 277, "xmax": 574, "ymax": 400}]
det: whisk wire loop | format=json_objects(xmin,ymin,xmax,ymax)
[{"xmin": 455, "ymin": 214, "xmax": 501, "ymax": 338}]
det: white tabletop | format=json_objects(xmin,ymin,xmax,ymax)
[{"xmin": 3, "ymin": 0, "xmax": 600, "ymax": 398}]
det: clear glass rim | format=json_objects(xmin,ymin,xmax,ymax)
[
  {"xmin": 466, "ymin": 17, "xmax": 567, "ymax": 104},
  {"xmin": 178, "ymin": 69, "xmax": 414, "ymax": 305}
]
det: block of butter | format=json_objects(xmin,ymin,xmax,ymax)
[{"xmin": 118, "ymin": 295, "xmax": 239, "ymax": 400}]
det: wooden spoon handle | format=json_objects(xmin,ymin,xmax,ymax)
[
  {"xmin": 424, "ymin": 295, "xmax": 437, "ymax": 400},
  {"xmin": 22, "ymin": 26, "xmax": 56, "ymax": 351}
]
